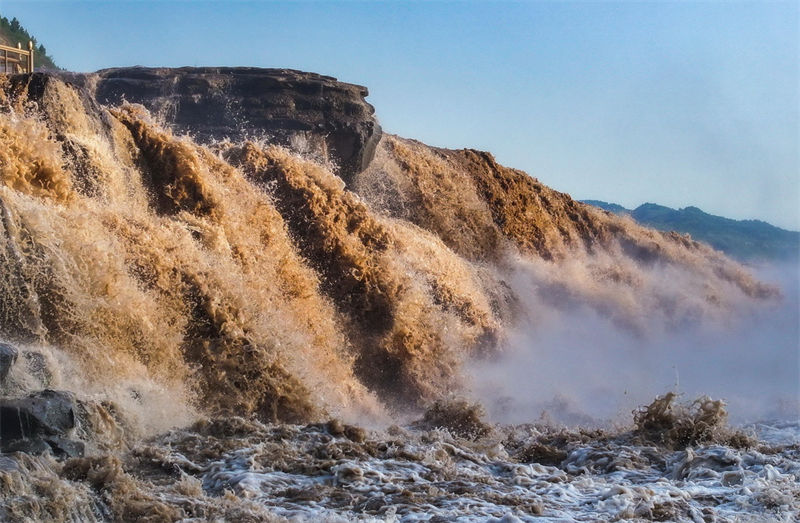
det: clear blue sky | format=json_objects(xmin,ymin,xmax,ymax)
[{"xmin": 3, "ymin": 1, "xmax": 798, "ymax": 230}]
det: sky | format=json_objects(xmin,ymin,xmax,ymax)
[{"xmin": 2, "ymin": 0, "xmax": 798, "ymax": 230}]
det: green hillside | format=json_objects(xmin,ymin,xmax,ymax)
[
  {"xmin": 582, "ymin": 200, "xmax": 799, "ymax": 263},
  {"xmin": 0, "ymin": 15, "xmax": 58, "ymax": 70}
]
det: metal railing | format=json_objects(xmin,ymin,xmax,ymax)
[{"xmin": 0, "ymin": 41, "xmax": 34, "ymax": 74}]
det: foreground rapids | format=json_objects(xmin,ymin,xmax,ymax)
[{"xmin": 1, "ymin": 413, "xmax": 798, "ymax": 522}]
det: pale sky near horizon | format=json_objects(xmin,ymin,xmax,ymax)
[{"xmin": 3, "ymin": 0, "xmax": 798, "ymax": 230}]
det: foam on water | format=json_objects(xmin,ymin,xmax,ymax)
[{"xmin": 3, "ymin": 416, "xmax": 796, "ymax": 521}]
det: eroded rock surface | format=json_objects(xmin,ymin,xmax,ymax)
[{"xmin": 65, "ymin": 67, "xmax": 381, "ymax": 182}]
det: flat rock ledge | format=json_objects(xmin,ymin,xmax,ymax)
[{"xmin": 61, "ymin": 66, "xmax": 382, "ymax": 184}]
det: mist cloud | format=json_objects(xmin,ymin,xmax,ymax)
[{"xmin": 468, "ymin": 260, "xmax": 799, "ymax": 426}]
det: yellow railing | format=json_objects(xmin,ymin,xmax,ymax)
[{"xmin": 0, "ymin": 41, "xmax": 34, "ymax": 74}]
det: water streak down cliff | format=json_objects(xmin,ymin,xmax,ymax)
[
  {"xmin": 0, "ymin": 69, "xmax": 774, "ymax": 426},
  {"xmin": 67, "ymin": 67, "xmax": 382, "ymax": 183}
]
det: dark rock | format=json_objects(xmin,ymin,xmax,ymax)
[
  {"xmin": 2, "ymin": 436, "xmax": 84, "ymax": 458},
  {"xmin": 0, "ymin": 343, "xmax": 18, "ymax": 382},
  {"xmin": 517, "ymin": 442, "xmax": 568, "ymax": 467},
  {"xmin": 43, "ymin": 436, "xmax": 85, "ymax": 458},
  {"xmin": 2, "ymin": 437, "xmax": 50, "ymax": 455},
  {"xmin": 64, "ymin": 67, "xmax": 382, "ymax": 183},
  {"xmin": 0, "ymin": 390, "xmax": 83, "ymax": 456}
]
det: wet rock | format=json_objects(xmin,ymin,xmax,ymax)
[
  {"xmin": 517, "ymin": 442, "xmax": 568, "ymax": 467},
  {"xmin": 45, "ymin": 436, "xmax": 86, "ymax": 458},
  {"xmin": 0, "ymin": 389, "xmax": 76, "ymax": 438},
  {"xmin": 65, "ymin": 67, "xmax": 382, "ymax": 183},
  {"xmin": 3, "ymin": 437, "xmax": 51, "ymax": 455},
  {"xmin": 0, "ymin": 343, "xmax": 18, "ymax": 381},
  {"xmin": 7, "ymin": 68, "xmax": 381, "ymax": 183},
  {"xmin": 3, "ymin": 436, "xmax": 84, "ymax": 459},
  {"xmin": 0, "ymin": 389, "xmax": 84, "ymax": 457}
]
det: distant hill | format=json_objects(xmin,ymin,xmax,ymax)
[
  {"xmin": 0, "ymin": 15, "xmax": 59, "ymax": 70},
  {"xmin": 584, "ymin": 200, "xmax": 629, "ymax": 215},
  {"xmin": 582, "ymin": 200, "xmax": 800, "ymax": 263}
]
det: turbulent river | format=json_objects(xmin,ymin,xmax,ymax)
[
  {"xmin": 2, "ymin": 407, "xmax": 799, "ymax": 522},
  {"xmin": 0, "ymin": 71, "xmax": 797, "ymax": 521}
]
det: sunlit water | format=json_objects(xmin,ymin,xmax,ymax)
[{"xmin": 0, "ymin": 74, "xmax": 797, "ymax": 522}]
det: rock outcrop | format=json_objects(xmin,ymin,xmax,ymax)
[
  {"xmin": 64, "ymin": 67, "xmax": 382, "ymax": 183},
  {"xmin": 0, "ymin": 390, "xmax": 84, "ymax": 457}
]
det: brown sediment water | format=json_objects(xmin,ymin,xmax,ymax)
[
  {"xmin": 0, "ymin": 73, "xmax": 794, "ymax": 522},
  {"xmin": 0, "ymin": 73, "xmax": 779, "ymax": 425}
]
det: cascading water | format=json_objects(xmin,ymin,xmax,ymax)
[{"xmin": 0, "ymin": 72, "xmax": 796, "ymax": 522}]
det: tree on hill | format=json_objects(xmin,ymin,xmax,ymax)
[{"xmin": 0, "ymin": 14, "xmax": 59, "ymax": 70}]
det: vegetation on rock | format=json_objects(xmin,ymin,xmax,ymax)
[{"xmin": 0, "ymin": 15, "xmax": 59, "ymax": 70}]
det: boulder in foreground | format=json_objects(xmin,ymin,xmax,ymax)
[{"xmin": 0, "ymin": 389, "xmax": 85, "ymax": 457}]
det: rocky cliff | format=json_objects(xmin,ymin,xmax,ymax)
[{"xmin": 63, "ymin": 67, "xmax": 381, "ymax": 182}]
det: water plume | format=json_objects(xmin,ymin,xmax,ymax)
[{"xmin": 467, "ymin": 258, "xmax": 797, "ymax": 426}]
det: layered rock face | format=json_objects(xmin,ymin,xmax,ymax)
[{"xmin": 64, "ymin": 67, "xmax": 382, "ymax": 182}]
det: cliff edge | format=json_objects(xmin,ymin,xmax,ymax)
[{"xmin": 63, "ymin": 67, "xmax": 381, "ymax": 182}]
